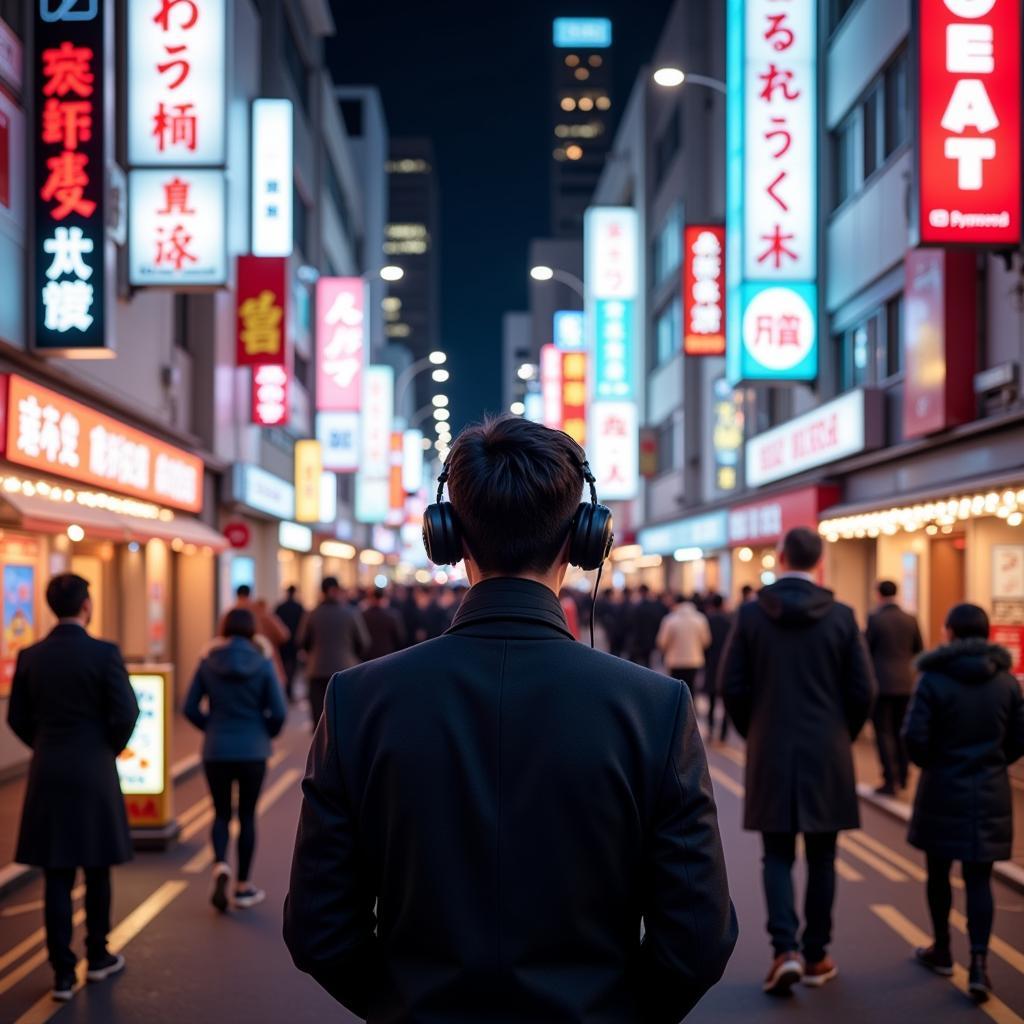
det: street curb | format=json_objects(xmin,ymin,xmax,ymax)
[
  {"xmin": 856, "ymin": 783, "xmax": 1024, "ymax": 895},
  {"xmin": 0, "ymin": 751, "xmax": 204, "ymax": 902}
]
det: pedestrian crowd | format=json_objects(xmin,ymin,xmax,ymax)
[{"xmin": 4, "ymin": 413, "xmax": 1024, "ymax": 1020}]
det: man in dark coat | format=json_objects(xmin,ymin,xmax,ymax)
[
  {"xmin": 723, "ymin": 527, "xmax": 875, "ymax": 994},
  {"xmin": 285, "ymin": 416, "xmax": 736, "ymax": 1022},
  {"xmin": 7, "ymin": 574, "xmax": 140, "ymax": 1002},
  {"xmin": 274, "ymin": 585, "xmax": 306, "ymax": 704},
  {"xmin": 361, "ymin": 588, "xmax": 406, "ymax": 660},
  {"xmin": 703, "ymin": 593, "xmax": 734, "ymax": 740},
  {"xmin": 628, "ymin": 584, "xmax": 668, "ymax": 667},
  {"xmin": 865, "ymin": 579, "xmax": 923, "ymax": 794}
]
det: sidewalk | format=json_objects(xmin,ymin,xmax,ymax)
[{"xmin": 0, "ymin": 713, "xmax": 202, "ymax": 897}]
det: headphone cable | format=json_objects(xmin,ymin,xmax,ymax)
[{"xmin": 589, "ymin": 562, "xmax": 604, "ymax": 649}]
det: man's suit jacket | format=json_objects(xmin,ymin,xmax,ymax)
[
  {"xmin": 284, "ymin": 577, "xmax": 736, "ymax": 1023},
  {"xmin": 865, "ymin": 602, "xmax": 924, "ymax": 696},
  {"xmin": 7, "ymin": 623, "xmax": 139, "ymax": 868}
]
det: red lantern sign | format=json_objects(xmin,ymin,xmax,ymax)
[
  {"xmin": 918, "ymin": 0, "xmax": 1021, "ymax": 245},
  {"xmin": 561, "ymin": 351, "xmax": 587, "ymax": 445},
  {"xmin": 683, "ymin": 225, "xmax": 726, "ymax": 356},
  {"xmin": 223, "ymin": 521, "xmax": 251, "ymax": 549},
  {"xmin": 236, "ymin": 256, "xmax": 288, "ymax": 366}
]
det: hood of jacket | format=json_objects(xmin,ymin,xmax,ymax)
[
  {"xmin": 203, "ymin": 637, "xmax": 268, "ymax": 679},
  {"xmin": 917, "ymin": 637, "xmax": 1013, "ymax": 684},
  {"xmin": 757, "ymin": 577, "xmax": 835, "ymax": 627}
]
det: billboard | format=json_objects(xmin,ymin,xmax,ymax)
[
  {"xmin": 316, "ymin": 277, "xmax": 364, "ymax": 411},
  {"xmin": 552, "ymin": 17, "xmax": 612, "ymax": 48},
  {"xmin": 236, "ymin": 256, "xmax": 288, "ymax": 366},
  {"xmin": 251, "ymin": 98, "xmax": 293, "ymax": 257},
  {"xmin": 683, "ymin": 226, "xmax": 726, "ymax": 356}
]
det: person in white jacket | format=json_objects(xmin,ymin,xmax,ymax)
[{"xmin": 657, "ymin": 595, "xmax": 712, "ymax": 699}]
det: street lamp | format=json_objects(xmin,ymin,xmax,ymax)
[
  {"xmin": 529, "ymin": 265, "xmax": 585, "ymax": 299},
  {"xmin": 429, "ymin": 351, "xmax": 447, "ymax": 365},
  {"xmin": 395, "ymin": 353, "xmax": 450, "ymax": 419},
  {"xmin": 432, "ymin": 368, "xmax": 449, "ymax": 383},
  {"xmin": 652, "ymin": 67, "xmax": 728, "ymax": 96},
  {"xmin": 510, "ymin": 401, "xmax": 526, "ymax": 416},
  {"xmin": 380, "ymin": 265, "xmax": 404, "ymax": 282},
  {"xmin": 517, "ymin": 363, "xmax": 535, "ymax": 381},
  {"xmin": 432, "ymin": 394, "xmax": 449, "ymax": 407},
  {"xmin": 434, "ymin": 408, "xmax": 450, "ymax": 422},
  {"xmin": 530, "ymin": 265, "xmax": 554, "ymax": 281}
]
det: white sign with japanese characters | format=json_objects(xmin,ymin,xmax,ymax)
[
  {"xmin": 251, "ymin": 98, "xmax": 293, "ymax": 257},
  {"xmin": 591, "ymin": 401, "xmax": 638, "ymax": 502},
  {"xmin": 128, "ymin": 168, "xmax": 226, "ymax": 286},
  {"xmin": 127, "ymin": 0, "xmax": 226, "ymax": 166}
]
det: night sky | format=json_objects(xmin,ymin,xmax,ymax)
[{"xmin": 327, "ymin": 0, "xmax": 673, "ymax": 431}]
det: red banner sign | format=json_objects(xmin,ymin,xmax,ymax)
[
  {"xmin": 316, "ymin": 277, "xmax": 364, "ymax": 411},
  {"xmin": 919, "ymin": 0, "xmax": 1021, "ymax": 245},
  {"xmin": 236, "ymin": 256, "xmax": 288, "ymax": 366},
  {"xmin": 252, "ymin": 364, "xmax": 289, "ymax": 427},
  {"xmin": 561, "ymin": 351, "xmax": 586, "ymax": 445},
  {"xmin": 728, "ymin": 485, "xmax": 840, "ymax": 547},
  {"xmin": 683, "ymin": 225, "xmax": 725, "ymax": 355}
]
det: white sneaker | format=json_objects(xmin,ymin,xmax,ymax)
[
  {"xmin": 233, "ymin": 886, "xmax": 266, "ymax": 909},
  {"xmin": 211, "ymin": 862, "xmax": 232, "ymax": 913}
]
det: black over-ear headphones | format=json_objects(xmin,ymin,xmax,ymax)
[{"xmin": 422, "ymin": 454, "xmax": 614, "ymax": 571}]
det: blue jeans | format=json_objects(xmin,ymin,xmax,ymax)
[{"xmin": 762, "ymin": 832, "xmax": 837, "ymax": 964}]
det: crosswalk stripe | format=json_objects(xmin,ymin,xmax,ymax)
[
  {"xmin": 871, "ymin": 904, "xmax": 1024, "ymax": 1024},
  {"xmin": 0, "ymin": 910, "xmax": 85, "ymax": 983},
  {"xmin": 176, "ymin": 795, "xmax": 213, "ymax": 828},
  {"xmin": 838, "ymin": 834, "xmax": 908, "ymax": 882},
  {"xmin": 950, "ymin": 910, "xmax": 1024, "ymax": 977},
  {"xmin": 834, "ymin": 858, "xmax": 864, "ymax": 882}
]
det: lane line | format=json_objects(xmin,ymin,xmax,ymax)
[
  {"xmin": 176, "ymin": 795, "xmax": 213, "ymax": 828},
  {"xmin": 1, "ymin": 886, "xmax": 84, "ymax": 921},
  {"xmin": 181, "ymin": 768, "xmax": 302, "ymax": 875},
  {"xmin": 0, "ymin": 911, "xmax": 85, "ymax": 980},
  {"xmin": 838, "ymin": 834, "xmax": 908, "ymax": 883},
  {"xmin": 178, "ymin": 807, "xmax": 216, "ymax": 844},
  {"xmin": 950, "ymin": 910, "xmax": 1024, "ymax": 977},
  {"xmin": 708, "ymin": 765, "xmax": 744, "ymax": 799},
  {"xmin": 714, "ymin": 745, "xmax": 746, "ymax": 768},
  {"xmin": 268, "ymin": 748, "xmax": 288, "ymax": 770},
  {"xmin": 11, "ymin": 881, "xmax": 187, "ymax": 1024},
  {"xmin": 835, "ymin": 858, "xmax": 865, "ymax": 882},
  {"xmin": 872, "ymin": 904, "xmax": 1024, "ymax": 1024}
]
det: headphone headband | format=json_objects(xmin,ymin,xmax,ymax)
[{"xmin": 435, "ymin": 454, "xmax": 597, "ymax": 506}]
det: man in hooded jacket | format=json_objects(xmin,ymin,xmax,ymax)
[{"xmin": 723, "ymin": 527, "xmax": 875, "ymax": 995}]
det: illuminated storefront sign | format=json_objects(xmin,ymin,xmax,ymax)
[
  {"xmin": 316, "ymin": 410, "xmax": 359, "ymax": 472},
  {"xmin": 127, "ymin": 0, "xmax": 226, "ymax": 166},
  {"xmin": 3, "ymin": 374, "xmax": 203, "ymax": 512},
  {"xmin": 540, "ymin": 344, "xmax": 563, "ymax": 429},
  {"xmin": 561, "ymin": 351, "xmax": 587, "ymax": 445},
  {"xmin": 294, "ymin": 439, "xmax": 322, "ymax": 523},
  {"xmin": 355, "ymin": 474, "xmax": 389, "ymax": 525},
  {"xmin": 552, "ymin": 17, "xmax": 612, "ymax": 48},
  {"xmin": 402, "ymin": 428, "xmax": 424, "ymax": 494},
  {"xmin": 745, "ymin": 388, "xmax": 882, "ymax": 487},
  {"xmin": 918, "ymin": 0, "xmax": 1020, "ymax": 245},
  {"xmin": 726, "ymin": 0, "xmax": 817, "ymax": 383},
  {"xmin": 638, "ymin": 511, "xmax": 729, "ymax": 557},
  {"xmin": 278, "ymin": 520, "xmax": 312, "ymax": 553},
  {"xmin": 251, "ymin": 98, "xmax": 293, "ymax": 257},
  {"xmin": 236, "ymin": 255, "xmax": 288, "ymax": 366},
  {"xmin": 590, "ymin": 401, "xmax": 638, "ymax": 501},
  {"xmin": 319, "ymin": 472, "xmax": 338, "ymax": 524},
  {"xmin": 33, "ymin": 0, "xmax": 107, "ymax": 355},
  {"xmin": 683, "ymin": 226, "xmax": 726, "ymax": 356},
  {"xmin": 387, "ymin": 432, "xmax": 404, "ymax": 526},
  {"xmin": 316, "ymin": 277, "xmax": 364, "ymax": 411},
  {"xmin": 712, "ymin": 376, "xmax": 743, "ymax": 492},
  {"xmin": 128, "ymin": 168, "xmax": 226, "ymax": 286},
  {"xmin": 553, "ymin": 310, "xmax": 584, "ymax": 350},
  {"xmin": 728, "ymin": 485, "xmax": 839, "ymax": 547},
  {"xmin": 252, "ymin": 364, "xmax": 289, "ymax": 427},
  {"xmin": 361, "ymin": 365, "xmax": 393, "ymax": 478},
  {"xmin": 232, "ymin": 463, "xmax": 293, "ymax": 519},
  {"xmin": 120, "ymin": 667, "xmax": 172, "ymax": 828}
]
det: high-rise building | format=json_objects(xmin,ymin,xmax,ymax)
[
  {"xmin": 385, "ymin": 137, "xmax": 441, "ymax": 415},
  {"xmin": 550, "ymin": 16, "xmax": 614, "ymax": 237}
]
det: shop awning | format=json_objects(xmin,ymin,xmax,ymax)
[{"xmin": 0, "ymin": 492, "xmax": 228, "ymax": 550}]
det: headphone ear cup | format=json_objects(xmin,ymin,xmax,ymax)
[
  {"xmin": 568, "ymin": 502, "xmax": 615, "ymax": 571},
  {"xmin": 422, "ymin": 502, "xmax": 463, "ymax": 566}
]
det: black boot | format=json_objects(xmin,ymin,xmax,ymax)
[
  {"xmin": 915, "ymin": 944, "xmax": 953, "ymax": 977},
  {"xmin": 969, "ymin": 952, "xmax": 992, "ymax": 1003}
]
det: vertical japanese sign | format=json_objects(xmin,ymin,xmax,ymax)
[
  {"xmin": 34, "ymin": 0, "xmax": 107, "ymax": 354},
  {"xmin": 236, "ymin": 256, "xmax": 288, "ymax": 365},
  {"xmin": 294, "ymin": 439, "xmax": 322, "ymax": 523},
  {"xmin": 553, "ymin": 310, "xmax": 585, "ymax": 350},
  {"xmin": 127, "ymin": 0, "xmax": 226, "ymax": 166},
  {"xmin": 918, "ymin": 0, "xmax": 1020, "ymax": 246},
  {"xmin": 540, "ymin": 344, "xmax": 563, "ymax": 429},
  {"xmin": 355, "ymin": 365, "xmax": 393, "ymax": 525},
  {"xmin": 683, "ymin": 226, "xmax": 726, "ymax": 356},
  {"xmin": 712, "ymin": 376, "xmax": 743, "ymax": 492},
  {"xmin": 561, "ymin": 351, "xmax": 587, "ymax": 445},
  {"xmin": 727, "ymin": 0, "xmax": 817, "ymax": 383},
  {"xmin": 316, "ymin": 411, "xmax": 360, "ymax": 471},
  {"xmin": 387, "ymin": 432, "xmax": 404, "ymax": 526},
  {"xmin": 252, "ymin": 365, "xmax": 289, "ymax": 427},
  {"xmin": 585, "ymin": 206, "xmax": 639, "ymax": 500},
  {"xmin": 251, "ymin": 98, "xmax": 293, "ymax": 257},
  {"xmin": 401, "ymin": 429, "xmax": 424, "ymax": 493},
  {"xmin": 316, "ymin": 277, "xmax": 365, "ymax": 411}
]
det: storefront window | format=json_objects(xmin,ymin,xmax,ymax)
[
  {"xmin": 883, "ymin": 295, "xmax": 903, "ymax": 379},
  {"xmin": 654, "ymin": 297, "xmax": 682, "ymax": 368}
]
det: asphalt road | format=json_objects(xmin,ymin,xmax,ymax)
[{"xmin": 1, "ymin": 714, "xmax": 1023, "ymax": 1023}]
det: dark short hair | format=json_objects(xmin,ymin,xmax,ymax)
[
  {"xmin": 781, "ymin": 527, "xmax": 823, "ymax": 572},
  {"xmin": 321, "ymin": 576, "xmax": 340, "ymax": 595},
  {"xmin": 46, "ymin": 573, "xmax": 90, "ymax": 618},
  {"xmin": 946, "ymin": 603, "xmax": 989, "ymax": 640},
  {"xmin": 674, "ymin": 594, "xmax": 687, "ymax": 605},
  {"xmin": 877, "ymin": 580, "xmax": 898, "ymax": 598},
  {"xmin": 235, "ymin": 584, "xmax": 251, "ymax": 598},
  {"xmin": 710, "ymin": 593, "xmax": 724, "ymax": 609},
  {"xmin": 446, "ymin": 416, "xmax": 584, "ymax": 574},
  {"xmin": 286, "ymin": 584, "xmax": 297, "ymax": 596},
  {"xmin": 638, "ymin": 584, "xmax": 651, "ymax": 596},
  {"xmin": 741, "ymin": 585, "xmax": 753, "ymax": 595},
  {"xmin": 223, "ymin": 608, "xmax": 257, "ymax": 640},
  {"xmin": 372, "ymin": 588, "xmax": 386, "ymax": 601}
]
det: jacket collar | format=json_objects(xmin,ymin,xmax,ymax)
[{"xmin": 447, "ymin": 577, "xmax": 574, "ymax": 640}]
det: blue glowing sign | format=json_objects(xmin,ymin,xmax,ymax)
[
  {"xmin": 553, "ymin": 310, "xmax": 585, "ymax": 350},
  {"xmin": 593, "ymin": 299, "xmax": 635, "ymax": 400},
  {"xmin": 553, "ymin": 17, "xmax": 612, "ymax": 48}
]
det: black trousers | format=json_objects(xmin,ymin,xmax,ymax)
[
  {"xmin": 309, "ymin": 676, "xmax": 331, "ymax": 730},
  {"xmin": 927, "ymin": 855, "xmax": 994, "ymax": 954},
  {"xmin": 762, "ymin": 832, "xmax": 838, "ymax": 964},
  {"xmin": 669, "ymin": 667, "xmax": 699, "ymax": 701},
  {"xmin": 873, "ymin": 694, "xmax": 911, "ymax": 787},
  {"xmin": 203, "ymin": 760, "xmax": 267, "ymax": 883},
  {"xmin": 44, "ymin": 866, "xmax": 111, "ymax": 974},
  {"xmin": 281, "ymin": 652, "xmax": 299, "ymax": 703}
]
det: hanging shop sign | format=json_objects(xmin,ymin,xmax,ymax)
[
  {"xmin": 712, "ymin": 376, "xmax": 743, "ymax": 493},
  {"xmin": 230, "ymin": 463, "xmax": 294, "ymax": 520},
  {"xmin": 726, "ymin": 0, "xmax": 817, "ymax": 383},
  {"xmin": 319, "ymin": 471, "xmax": 337, "ymax": 524},
  {"xmin": 903, "ymin": 248, "xmax": 977, "ymax": 439},
  {"xmin": 127, "ymin": 0, "xmax": 226, "ymax": 166},
  {"xmin": 355, "ymin": 473, "xmax": 389, "ymax": 525},
  {"xmin": 316, "ymin": 410, "xmax": 360, "ymax": 472},
  {"xmin": 728, "ymin": 484, "xmax": 840, "ymax": 547},
  {"xmin": 387, "ymin": 432, "xmax": 404, "ymax": 526},
  {"xmin": 561, "ymin": 351, "xmax": 587, "ymax": 445},
  {"xmin": 590, "ymin": 401, "xmax": 638, "ymax": 502},
  {"xmin": 251, "ymin": 98, "xmax": 293, "ymax": 257},
  {"xmin": 745, "ymin": 388, "xmax": 882, "ymax": 488},
  {"xmin": 236, "ymin": 255, "xmax": 288, "ymax": 366},
  {"xmin": 918, "ymin": 0, "xmax": 1021, "ymax": 246},
  {"xmin": 2, "ymin": 374, "xmax": 203, "ymax": 512},
  {"xmin": 34, "ymin": 0, "xmax": 107, "ymax": 355},
  {"xmin": 316, "ymin": 277, "xmax": 364, "ymax": 411},
  {"xmin": 278, "ymin": 520, "xmax": 313, "ymax": 553},
  {"xmin": 360, "ymin": 365, "xmax": 394, "ymax": 479},
  {"xmin": 540, "ymin": 344, "xmax": 563, "ymax": 430},
  {"xmin": 128, "ymin": 168, "xmax": 226, "ymax": 286},
  {"xmin": 294, "ymin": 439, "xmax": 322, "ymax": 523},
  {"xmin": 553, "ymin": 310, "xmax": 585, "ymax": 351},
  {"xmin": 552, "ymin": 17, "xmax": 612, "ymax": 48},
  {"xmin": 683, "ymin": 226, "xmax": 726, "ymax": 356},
  {"xmin": 252, "ymin": 364, "xmax": 289, "ymax": 427},
  {"xmin": 402, "ymin": 428, "xmax": 424, "ymax": 494}
]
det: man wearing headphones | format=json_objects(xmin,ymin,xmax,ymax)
[{"xmin": 284, "ymin": 415, "xmax": 736, "ymax": 1022}]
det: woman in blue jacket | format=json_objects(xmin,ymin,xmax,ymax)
[{"xmin": 184, "ymin": 608, "xmax": 286, "ymax": 913}]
